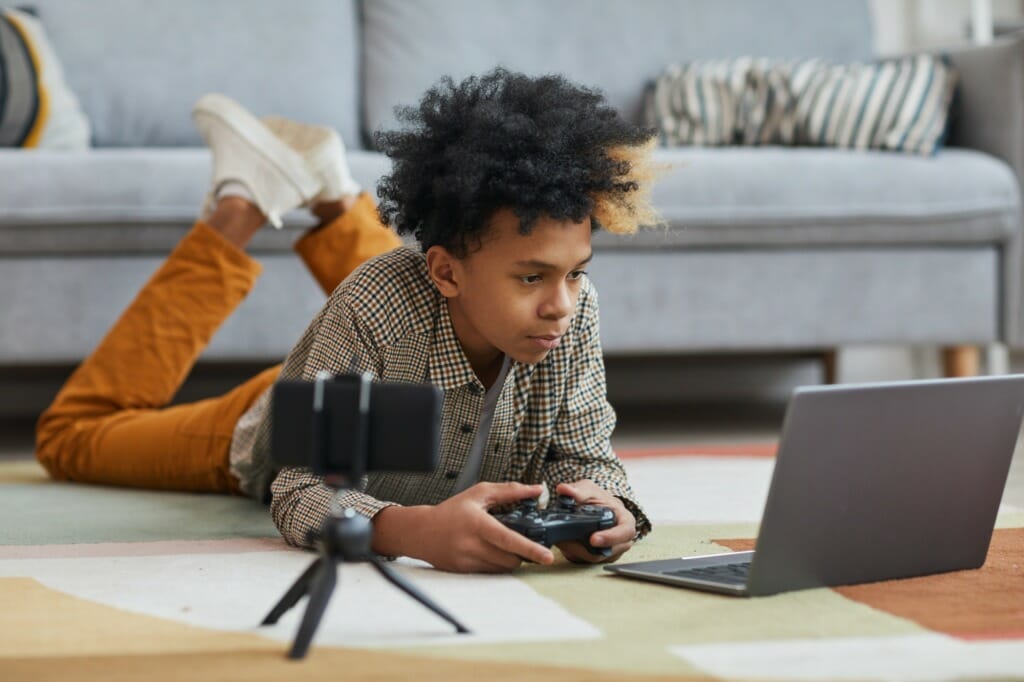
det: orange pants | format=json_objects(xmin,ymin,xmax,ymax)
[{"xmin": 35, "ymin": 194, "xmax": 402, "ymax": 495}]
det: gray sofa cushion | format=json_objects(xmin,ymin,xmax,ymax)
[
  {"xmin": 3, "ymin": 253, "xmax": 333, "ymax": 364},
  {"xmin": 2, "ymin": 147, "xmax": 1018, "ymax": 256},
  {"xmin": 0, "ymin": 149, "xmax": 393, "ymax": 254},
  {"xmin": 362, "ymin": 0, "xmax": 873, "ymax": 138},
  {"xmin": 589, "ymin": 247, "xmax": 999, "ymax": 350},
  {"xmin": 29, "ymin": 0, "xmax": 361, "ymax": 148},
  {"xmin": 597, "ymin": 146, "xmax": 1021, "ymax": 249}
]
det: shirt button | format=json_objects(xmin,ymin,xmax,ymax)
[
  {"xmin": 469, "ymin": 385, "xmax": 483, "ymax": 395},
  {"xmin": 444, "ymin": 471, "xmax": 458, "ymax": 480},
  {"xmin": 460, "ymin": 423, "xmax": 474, "ymax": 434}
]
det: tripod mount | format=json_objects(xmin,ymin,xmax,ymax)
[{"xmin": 260, "ymin": 371, "xmax": 469, "ymax": 660}]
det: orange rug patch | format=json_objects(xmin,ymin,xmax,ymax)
[
  {"xmin": 1, "ymin": 651, "xmax": 710, "ymax": 682},
  {"xmin": 617, "ymin": 443, "xmax": 777, "ymax": 459},
  {"xmin": 716, "ymin": 528, "xmax": 1024, "ymax": 640}
]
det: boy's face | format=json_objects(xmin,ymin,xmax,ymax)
[{"xmin": 428, "ymin": 208, "xmax": 593, "ymax": 371}]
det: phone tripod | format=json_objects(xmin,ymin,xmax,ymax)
[{"xmin": 260, "ymin": 372, "xmax": 469, "ymax": 659}]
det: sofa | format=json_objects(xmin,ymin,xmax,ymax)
[{"xmin": 2, "ymin": 0, "xmax": 1022, "ymax": 381}]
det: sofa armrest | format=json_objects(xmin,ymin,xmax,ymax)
[
  {"xmin": 944, "ymin": 37, "xmax": 1024, "ymax": 183},
  {"xmin": 943, "ymin": 36, "xmax": 1024, "ymax": 347}
]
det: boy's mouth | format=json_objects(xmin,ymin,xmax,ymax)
[{"xmin": 528, "ymin": 334, "xmax": 562, "ymax": 350}]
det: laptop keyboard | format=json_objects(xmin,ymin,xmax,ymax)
[{"xmin": 663, "ymin": 561, "xmax": 751, "ymax": 585}]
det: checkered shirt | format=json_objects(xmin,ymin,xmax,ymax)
[{"xmin": 230, "ymin": 246, "xmax": 651, "ymax": 549}]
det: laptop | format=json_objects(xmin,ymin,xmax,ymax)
[{"xmin": 604, "ymin": 374, "xmax": 1024, "ymax": 596}]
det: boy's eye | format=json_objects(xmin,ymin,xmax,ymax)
[
  {"xmin": 568, "ymin": 270, "xmax": 588, "ymax": 281},
  {"xmin": 520, "ymin": 274, "xmax": 542, "ymax": 284}
]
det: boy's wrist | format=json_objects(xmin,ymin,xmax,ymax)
[{"xmin": 370, "ymin": 504, "xmax": 430, "ymax": 559}]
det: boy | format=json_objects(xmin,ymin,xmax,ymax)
[{"xmin": 37, "ymin": 69, "xmax": 660, "ymax": 574}]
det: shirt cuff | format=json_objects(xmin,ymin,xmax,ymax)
[
  {"xmin": 615, "ymin": 495, "xmax": 653, "ymax": 540},
  {"xmin": 590, "ymin": 478, "xmax": 652, "ymax": 540},
  {"xmin": 335, "ymin": 490, "xmax": 401, "ymax": 521}
]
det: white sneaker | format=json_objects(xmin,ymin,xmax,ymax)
[
  {"xmin": 261, "ymin": 116, "xmax": 362, "ymax": 204},
  {"xmin": 192, "ymin": 94, "xmax": 323, "ymax": 228}
]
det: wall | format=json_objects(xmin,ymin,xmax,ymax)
[{"xmin": 870, "ymin": 0, "xmax": 1024, "ymax": 53}]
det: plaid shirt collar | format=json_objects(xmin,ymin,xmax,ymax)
[{"xmin": 428, "ymin": 298, "xmax": 481, "ymax": 391}]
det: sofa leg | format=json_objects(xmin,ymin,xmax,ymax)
[
  {"xmin": 942, "ymin": 345, "xmax": 980, "ymax": 378},
  {"xmin": 986, "ymin": 343, "xmax": 1010, "ymax": 376},
  {"xmin": 822, "ymin": 349, "xmax": 838, "ymax": 384}
]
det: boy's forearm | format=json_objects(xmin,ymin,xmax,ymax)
[{"xmin": 371, "ymin": 504, "xmax": 432, "ymax": 558}]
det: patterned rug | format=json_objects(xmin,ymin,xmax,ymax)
[{"xmin": 2, "ymin": 447, "xmax": 1023, "ymax": 681}]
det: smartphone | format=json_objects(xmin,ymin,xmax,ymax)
[{"xmin": 271, "ymin": 376, "xmax": 442, "ymax": 474}]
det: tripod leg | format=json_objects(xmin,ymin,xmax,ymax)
[
  {"xmin": 261, "ymin": 559, "xmax": 321, "ymax": 626},
  {"xmin": 369, "ymin": 558, "xmax": 470, "ymax": 634},
  {"xmin": 288, "ymin": 560, "xmax": 338, "ymax": 660}
]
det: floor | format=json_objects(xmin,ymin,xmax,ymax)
[
  {"xmin": 4, "ymin": 398, "xmax": 1023, "ymax": 508},
  {"xmin": 5, "ymin": 394, "xmax": 1021, "ymax": 681}
]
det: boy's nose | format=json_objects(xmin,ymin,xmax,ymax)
[{"xmin": 539, "ymin": 283, "xmax": 574, "ymax": 320}]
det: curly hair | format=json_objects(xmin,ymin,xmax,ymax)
[{"xmin": 374, "ymin": 68, "xmax": 662, "ymax": 256}]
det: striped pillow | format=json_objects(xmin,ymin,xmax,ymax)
[
  {"xmin": 644, "ymin": 57, "xmax": 806, "ymax": 146},
  {"xmin": 0, "ymin": 6, "xmax": 90, "ymax": 148},
  {"xmin": 646, "ymin": 55, "xmax": 958, "ymax": 155}
]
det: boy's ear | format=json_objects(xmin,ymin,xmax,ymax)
[{"xmin": 426, "ymin": 246, "xmax": 460, "ymax": 298}]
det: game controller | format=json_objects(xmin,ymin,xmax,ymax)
[{"xmin": 492, "ymin": 495, "xmax": 616, "ymax": 558}]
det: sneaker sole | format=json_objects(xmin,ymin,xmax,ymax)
[{"xmin": 192, "ymin": 94, "xmax": 321, "ymax": 202}]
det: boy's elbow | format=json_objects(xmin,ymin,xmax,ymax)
[
  {"xmin": 271, "ymin": 499, "xmax": 313, "ymax": 549},
  {"xmin": 269, "ymin": 482, "xmax": 313, "ymax": 549}
]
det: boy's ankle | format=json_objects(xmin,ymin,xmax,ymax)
[
  {"xmin": 206, "ymin": 196, "xmax": 266, "ymax": 249},
  {"xmin": 311, "ymin": 194, "xmax": 360, "ymax": 225}
]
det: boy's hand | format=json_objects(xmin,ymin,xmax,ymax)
[
  {"xmin": 373, "ymin": 482, "xmax": 555, "ymax": 573},
  {"xmin": 554, "ymin": 480, "xmax": 637, "ymax": 563}
]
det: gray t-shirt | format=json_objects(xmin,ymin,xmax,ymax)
[{"xmin": 452, "ymin": 355, "xmax": 511, "ymax": 493}]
